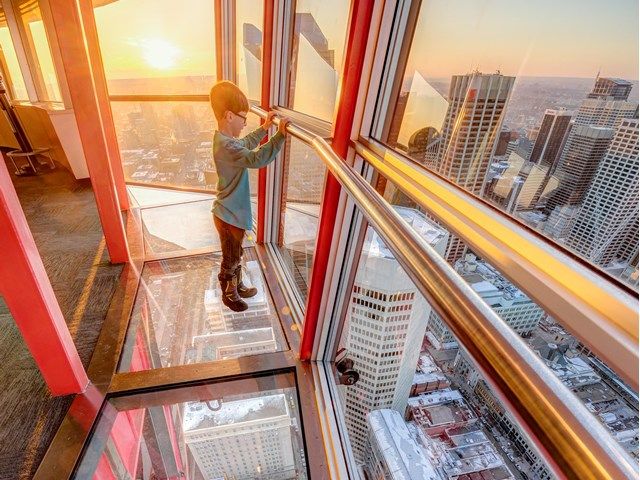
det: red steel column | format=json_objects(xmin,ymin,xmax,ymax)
[
  {"xmin": 257, "ymin": 0, "xmax": 275, "ymax": 243},
  {"xmin": 77, "ymin": 0, "xmax": 130, "ymax": 212},
  {"xmin": 0, "ymin": 159, "xmax": 88, "ymax": 395},
  {"xmin": 300, "ymin": 0, "xmax": 374, "ymax": 360},
  {"xmin": 47, "ymin": 0, "xmax": 129, "ymax": 263}
]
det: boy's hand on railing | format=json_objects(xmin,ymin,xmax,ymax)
[
  {"xmin": 278, "ymin": 117, "xmax": 290, "ymax": 135},
  {"xmin": 262, "ymin": 111, "xmax": 277, "ymax": 130}
]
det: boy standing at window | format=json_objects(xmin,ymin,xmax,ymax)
[{"xmin": 209, "ymin": 81, "xmax": 289, "ymax": 312}]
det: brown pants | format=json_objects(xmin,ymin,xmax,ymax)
[{"xmin": 213, "ymin": 215, "xmax": 245, "ymax": 280}]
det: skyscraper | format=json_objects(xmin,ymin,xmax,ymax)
[
  {"xmin": 436, "ymin": 72, "xmax": 516, "ymax": 195},
  {"xmin": 529, "ymin": 108, "xmax": 573, "ymax": 168},
  {"xmin": 587, "ymin": 77, "xmax": 633, "ymax": 101},
  {"xmin": 183, "ymin": 394, "xmax": 299, "ymax": 480},
  {"xmin": 343, "ymin": 208, "xmax": 448, "ymax": 462},
  {"xmin": 543, "ymin": 125, "xmax": 615, "ymax": 216},
  {"xmin": 566, "ymin": 119, "xmax": 639, "ymax": 269}
]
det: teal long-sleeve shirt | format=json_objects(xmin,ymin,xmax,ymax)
[{"xmin": 211, "ymin": 126, "xmax": 285, "ymax": 230}]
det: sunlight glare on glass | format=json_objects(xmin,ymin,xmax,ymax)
[{"xmin": 139, "ymin": 38, "xmax": 180, "ymax": 70}]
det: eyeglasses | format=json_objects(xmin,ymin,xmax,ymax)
[{"xmin": 231, "ymin": 111, "xmax": 247, "ymax": 125}]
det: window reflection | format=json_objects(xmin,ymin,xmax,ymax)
[
  {"xmin": 383, "ymin": 0, "xmax": 639, "ymax": 290},
  {"xmin": 235, "ymin": 0, "xmax": 263, "ymax": 102},
  {"xmin": 287, "ymin": 0, "xmax": 349, "ymax": 122}
]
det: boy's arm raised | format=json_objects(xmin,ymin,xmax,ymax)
[
  {"xmin": 221, "ymin": 132, "xmax": 285, "ymax": 169},
  {"xmin": 239, "ymin": 126, "xmax": 267, "ymax": 150}
]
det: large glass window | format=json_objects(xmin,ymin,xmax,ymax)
[
  {"xmin": 94, "ymin": 0, "xmax": 216, "ymax": 95},
  {"xmin": 277, "ymin": 137, "xmax": 325, "ymax": 304},
  {"xmin": 112, "ymin": 102, "xmax": 259, "ymax": 197},
  {"xmin": 0, "ymin": 9, "xmax": 28, "ymax": 100},
  {"xmin": 235, "ymin": 0, "xmax": 263, "ymax": 102},
  {"xmin": 379, "ymin": 0, "xmax": 639, "ymax": 290},
  {"xmin": 286, "ymin": 0, "xmax": 350, "ymax": 122},
  {"xmin": 16, "ymin": 1, "xmax": 61, "ymax": 102},
  {"xmin": 331, "ymin": 174, "xmax": 639, "ymax": 478}
]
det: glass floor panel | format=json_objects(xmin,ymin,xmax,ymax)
[
  {"xmin": 140, "ymin": 197, "xmax": 256, "ymax": 256},
  {"xmin": 140, "ymin": 199, "xmax": 256, "ymax": 256},
  {"xmin": 118, "ymin": 249, "xmax": 288, "ymax": 372},
  {"xmin": 74, "ymin": 374, "xmax": 309, "ymax": 479}
]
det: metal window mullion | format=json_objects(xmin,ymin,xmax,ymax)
[
  {"xmin": 4, "ymin": 0, "xmax": 39, "ymax": 101},
  {"xmin": 221, "ymin": 0, "xmax": 235, "ymax": 82},
  {"xmin": 37, "ymin": 0, "xmax": 71, "ymax": 107},
  {"xmin": 368, "ymin": 0, "xmax": 417, "ymax": 141}
]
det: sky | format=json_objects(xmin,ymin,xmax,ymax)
[
  {"xmin": 93, "ymin": 0, "xmax": 638, "ymax": 82},
  {"xmin": 406, "ymin": 0, "xmax": 639, "ymax": 80}
]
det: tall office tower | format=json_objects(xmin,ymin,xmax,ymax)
[
  {"xmin": 566, "ymin": 119, "xmax": 639, "ymax": 269},
  {"xmin": 587, "ymin": 77, "xmax": 633, "ymax": 101},
  {"xmin": 495, "ymin": 130, "xmax": 515, "ymax": 156},
  {"xmin": 572, "ymin": 98, "xmax": 638, "ymax": 129},
  {"xmin": 529, "ymin": 108, "xmax": 573, "ymax": 168},
  {"xmin": 183, "ymin": 394, "xmax": 298, "ymax": 480},
  {"xmin": 543, "ymin": 125, "xmax": 614, "ymax": 216},
  {"xmin": 426, "ymin": 254, "xmax": 543, "ymax": 349},
  {"xmin": 436, "ymin": 72, "xmax": 515, "ymax": 195},
  {"xmin": 343, "ymin": 208, "xmax": 449, "ymax": 463}
]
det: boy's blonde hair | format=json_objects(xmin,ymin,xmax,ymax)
[{"xmin": 209, "ymin": 81, "xmax": 250, "ymax": 121}]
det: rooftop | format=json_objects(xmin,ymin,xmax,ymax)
[{"xmin": 183, "ymin": 393, "xmax": 289, "ymax": 432}]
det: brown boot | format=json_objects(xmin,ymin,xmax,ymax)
[
  {"xmin": 219, "ymin": 276, "xmax": 248, "ymax": 312},
  {"xmin": 235, "ymin": 266, "xmax": 258, "ymax": 298}
]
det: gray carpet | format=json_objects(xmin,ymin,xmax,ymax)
[{"xmin": 0, "ymin": 158, "xmax": 123, "ymax": 479}]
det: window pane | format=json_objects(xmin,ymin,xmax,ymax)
[
  {"xmin": 235, "ymin": 0, "xmax": 263, "ymax": 102},
  {"xmin": 286, "ymin": 0, "xmax": 350, "ymax": 122},
  {"xmin": 74, "ymin": 374, "xmax": 309, "ymax": 479},
  {"xmin": 112, "ymin": 102, "xmax": 260, "ymax": 196},
  {"xmin": 94, "ymin": 0, "xmax": 216, "ymax": 95},
  {"xmin": 333, "ymin": 176, "xmax": 638, "ymax": 478},
  {"xmin": 18, "ymin": 4, "xmax": 61, "ymax": 102},
  {"xmin": 381, "ymin": 1, "xmax": 639, "ymax": 290},
  {"xmin": 278, "ymin": 137, "xmax": 325, "ymax": 304},
  {"xmin": 0, "ymin": 12, "xmax": 28, "ymax": 100}
]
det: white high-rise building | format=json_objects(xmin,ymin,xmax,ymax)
[
  {"xmin": 436, "ymin": 72, "xmax": 515, "ymax": 195},
  {"xmin": 426, "ymin": 254, "xmax": 543, "ymax": 349},
  {"xmin": 365, "ymin": 409, "xmax": 440, "ymax": 480},
  {"xmin": 573, "ymin": 98, "xmax": 637, "ymax": 129},
  {"xmin": 566, "ymin": 119, "xmax": 639, "ymax": 269},
  {"xmin": 343, "ymin": 207, "xmax": 449, "ymax": 462},
  {"xmin": 183, "ymin": 393, "xmax": 298, "ymax": 480}
]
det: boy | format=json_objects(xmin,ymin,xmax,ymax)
[{"xmin": 209, "ymin": 80, "xmax": 289, "ymax": 312}]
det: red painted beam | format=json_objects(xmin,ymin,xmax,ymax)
[
  {"xmin": 77, "ymin": 0, "xmax": 130, "ymax": 212},
  {"xmin": 300, "ymin": 0, "xmax": 375, "ymax": 360},
  {"xmin": 257, "ymin": 0, "xmax": 275, "ymax": 244},
  {"xmin": 48, "ymin": 0, "xmax": 130, "ymax": 263},
  {"xmin": 0, "ymin": 158, "xmax": 88, "ymax": 395}
]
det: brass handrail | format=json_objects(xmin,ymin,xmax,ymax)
[{"xmin": 251, "ymin": 105, "xmax": 639, "ymax": 480}]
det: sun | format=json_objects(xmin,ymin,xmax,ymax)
[{"xmin": 140, "ymin": 38, "xmax": 180, "ymax": 70}]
